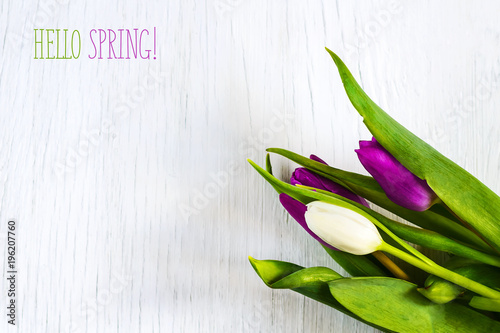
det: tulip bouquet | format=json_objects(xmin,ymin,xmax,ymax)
[{"xmin": 247, "ymin": 48, "xmax": 500, "ymax": 332}]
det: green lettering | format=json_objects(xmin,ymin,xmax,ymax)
[
  {"xmin": 46, "ymin": 29, "xmax": 55, "ymax": 59},
  {"xmin": 34, "ymin": 29, "xmax": 43, "ymax": 59}
]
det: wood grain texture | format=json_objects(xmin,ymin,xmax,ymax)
[{"xmin": 1, "ymin": 0, "xmax": 500, "ymax": 332}]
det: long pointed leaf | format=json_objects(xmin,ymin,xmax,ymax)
[
  {"xmin": 326, "ymin": 48, "xmax": 500, "ymax": 252},
  {"xmin": 248, "ymin": 257, "xmax": 392, "ymax": 332}
]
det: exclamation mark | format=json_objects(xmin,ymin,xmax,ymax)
[{"xmin": 153, "ymin": 27, "xmax": 157, "ymax": 59}]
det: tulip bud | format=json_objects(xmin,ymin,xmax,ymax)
[
  {"xmin": 291, "ymin": 155, "xmax": 369, "ymax": 207},
  {"xmin": 418, "ymin": 259, "xmax": 500, "ymax": 304},
  {"xmin": 279, "ymin": 194, "xmax": 338, "ymax": 250},
  {"xmin": 356, "ymin": 138, "xmax": 438, "ymax": 211},
  {"xmin": 304, "ymin": 201, "xmax": 383, "ymax": 255}
]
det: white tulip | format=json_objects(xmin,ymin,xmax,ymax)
[{"xmin": 304, "ymin": 201, "xmax": 383, "ymax": 255}]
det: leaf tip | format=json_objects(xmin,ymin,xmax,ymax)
[
  {"xmin": 265, "ymin": 153, "xmax": 273, "ymax": 174},
  {"xmin": 247, "ymin": 158, "xmax": 258, "ymax": 168},
  {"xmin": 248, "ymin": 255, "xmax": 257, "ymax": 266},
  {"xmin": 248, "ymin": 256, "xmax": 261, "ymax": 274},
  {"xmin": 248, "ymin": 257, "xmax": 274, "ymax": 287},
  {"xmin": 325, "ymin": 47, "xmax": 342, "ymax": 66}
]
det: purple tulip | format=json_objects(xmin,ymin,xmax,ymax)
[
  {"xmin": 355, "ymin": 138, "xmax": 437, "ymax": 211},
  {"xmin": 290, "ymin": 155, "xmax": 369, "ymax": 207},
  {"xmin": 279, "ymin": 193, "xmax": 338, "ymax": 250}
]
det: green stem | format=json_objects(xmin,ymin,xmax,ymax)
[
  {"xmin": 371, "ymin": 216, "xmax": 435, "ymax": 266},
  {"xmin": 371, "ymin": 210, "xmax": 500, "ymax": 268},
  {"xmin": 380, "ymin": 243, "xmax": 500, "ymax": 300}
]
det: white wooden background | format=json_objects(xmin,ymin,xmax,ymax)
[{"xmin": 2, "ymin": 0, "xmax": 500, "ymax": 332}]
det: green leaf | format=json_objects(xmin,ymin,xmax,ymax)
[
  {"xmin": 326, "ymin": 48, "xmax": 500, "ymax": 252},
  {"xmin": 248, "ymin": 158, "xmax": 314, "ymax": 204},
  {"xmin": 248, "ymin": 257, "xmax": 346, "ymax": 310},
  {"xmin": 248, "ymin": 257, "xmax": 391, "ymax": 332},
  {"xmin": 267, "ymin": 147, "xmax": 491, "ymax": 253},
  {"xmin": 329, "ymin": 277, "xmax": 500, "ymax": 332},
  {"xmin": 265, "ymin": 153, "xmax": 273, "ymax": 174},
  {"xmin": 248, "ymin": 257, "xmax": 304, "ymax": 286}
]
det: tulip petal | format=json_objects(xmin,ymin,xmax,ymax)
[
  {"xmin": 292, "ymin": 158, "xmax": 370, "ymax": 208},
  {"xmin": 309, "ymin": 154, "xmax": 328, "ymax": 164},
  {"xmin": 356, "ymin": 139, "xmax": 437, "ymax": 211},
  {"xmin": 358, "ymin": 140, "xmax": 377, "ymax": 149},
  {"xmin": 278, "ymin": 194, "xmax": 387, "ymax": 276},
  {"xmin": 305, "ymin": 201, "xmax": 383, "ymax": 255},
  {"xmin": 279, "ymin": 193, "xmax": 338, "ymax": 250}
]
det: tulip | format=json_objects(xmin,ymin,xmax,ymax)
[
  {"xmin": 291, "ymin": 155, "xmax": 369, "ymax": 207},
  {"xmin": 304, "ymin": 201, "xmax": 383, "ymax": 255},
  {"xmin": 279, "ymin": 193, "xmax": 338, "ymax": 250},
  {"xmin": 356, "ymin": 138, "xmax": 438, "ymax": 211},
  {"xmin": 280, "ymin": 194, "xmax": 411, "ymax": 279}
]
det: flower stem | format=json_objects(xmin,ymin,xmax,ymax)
[
  {"xmin": 380, "ymin": 242, "xmax": 500, "ymax": 300},
  {"xmin": 367, "ymin": 216, "xmax": 434, "ymax": 266},
  {"xmin": 372, "ymin": 251, "xmax": 411, "ymax": 282}
]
